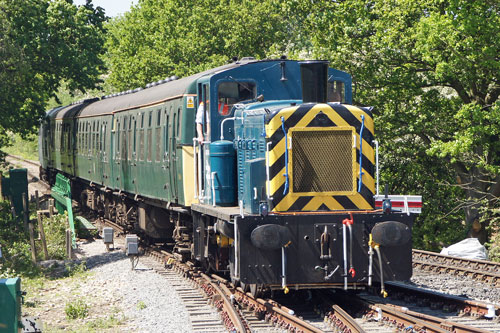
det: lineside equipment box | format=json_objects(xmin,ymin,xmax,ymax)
[
  {"xmin": 103, "ymin": 227, "xmax": 114, "ymax": 244},
  {"xmin": 0, "ymin": 277, "xmax": 22, "ymax": 332},
  {"xmin": 126, "ymin": 235, "xmax": 139, "ymax": 256}
]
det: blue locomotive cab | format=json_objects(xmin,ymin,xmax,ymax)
[{"xmin": 196, "ymin": 59, "xmax": 353, "ymax": 208}]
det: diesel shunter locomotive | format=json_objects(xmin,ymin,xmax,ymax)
[{"xmin": 39, "ymin": 58, "xmax": 421, "ymax": 295}]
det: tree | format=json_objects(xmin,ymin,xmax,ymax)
[
  {"xmin": 296, "ymin": 0, "xmax": 500, "ymax": 246},
  {"xmin": 104, "ymin": 0, "xmax": 288, "ymax": 91},
  {"xmin": 0, "ymin": 0, "xmax": 107, "ymax": 137}
]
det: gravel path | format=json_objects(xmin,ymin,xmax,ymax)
[
  {"xmin": 76, "ymin": 238, "xmax": 193, "ymax": 332},
  {"xmin": 25, "ymin": 236, "xmax": 196, "ymax": 332},
  {"xmin": 409, "ymin": 269, "xmax": 500, "ymax": 306}
]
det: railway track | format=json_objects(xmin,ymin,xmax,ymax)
[
  {"xmin": 6, "ymin": 154, "xmax": 41, "ymax": 168},
  {"xmin": 413, "ymin": 249, "xmax": 500, "ymax": 287},
  {"xmin": 146, "ymin": 246, "xmax": 332, "ymax": 332},
  {"xmin": 18, "ymin": 155, "xmax": 500, "ymax": 331},
  {"xmin": 5, "ymin": 154, "xmax": 50, "ymax": 191},
  {"xmin": 98, "ymin": 212, "xmax": 500, "ymax": 332},
  {"xmin": 357, "ymin": 284, "xmax": 500, "ymax": 332}
]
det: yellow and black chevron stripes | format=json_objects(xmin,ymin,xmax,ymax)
[{"xmin": 266, "ymin": 103, "xmax": 375, "ymax": 212}]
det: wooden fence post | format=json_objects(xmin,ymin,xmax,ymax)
[
  {"xmin": 65, "ymin": 229, "xmax": 72, "ymax": 259},
  {"xmin": 37, "ymin": 212, "xmax": 49, "ymax": 260},
  {"xmin": 22, "ymin": 193, "xmax": 29, "ymax": 231},
  {"xmin": 35, "ymin": 190, "xmax": 40, "ymax": 211},
  {"xmin": 23, "ymin": 194, "xmax": 37, "ymax": 263},
  {"xmin": 48, "ymin": 199, "xmax": 54, "ymax": 218}
]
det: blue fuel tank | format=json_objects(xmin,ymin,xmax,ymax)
[{"xmin": 210, "ymin": 140, "xmax": 237, "ymax": 206}]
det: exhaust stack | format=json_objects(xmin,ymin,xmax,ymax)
[{"xmin": 299, "ymin": 60, "xmax": 329, "ymax": 103}]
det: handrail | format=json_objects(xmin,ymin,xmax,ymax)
[{"xmin": 220, "ymin": 117, "xmax": 235, "ymax": 140}]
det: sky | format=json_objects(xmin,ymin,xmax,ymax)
[{"xmin": 73, "ymin": 0, "xmax": 137, "ymax": 17}]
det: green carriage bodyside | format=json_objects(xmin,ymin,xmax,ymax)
[{"xmin": 40, "ymin": 76, "xmax": 201, "ymax": 206}]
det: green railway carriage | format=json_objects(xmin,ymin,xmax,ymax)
[{"xmin": 40, "ymin": 58, "xmax": 420, "ymax": 294}]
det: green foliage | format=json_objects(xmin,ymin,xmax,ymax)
[
  {"xmin": 0, "ymin": 199, "xmax": 70, "ymax": 277},
  {"xmin": 85, "ymin": 314, "xmax": 123, "ymax": 331},
  {"xmin": 66, "ymin": 261, "xmax": 88, "ymax": 277},
  {"xmin": 290, "ymin": 0, "xmax": 500, "ymax": 246},
  {"xmin": 65, "ymin": 299, "xmax": 89, "ymax": 320},
  {"xmin": 2, "ymin": 133, "xmax": 39, "ymax": 161},
  {"xmin": 136, "ymin": 300, "xmax": 147, "ymax": 310},
  {"xmin": 483, "ymin": 199, "xmax": 500, "ymax": 262},
  {"xmin": 104, "ymin": 0, "xmax": 288, "ymax": 91},
  {"xmin": 40, "ymin": 213, "xmax": 68, "ymax": 260},
  {"xmin": 0, "ymin": 201, "xmax": 40, "ymax": 277},
  {"xmin": 0, "ymin": 0, "xmax": 107, "ymax": 137}
]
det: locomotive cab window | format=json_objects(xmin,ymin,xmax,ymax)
[
  {"xmin": 217, "ymin": 81, "xmax": 256, "ymax": 116},
  {"xmin": 327, "ymin": 80, "xmax": 345, "ymax": 103}
]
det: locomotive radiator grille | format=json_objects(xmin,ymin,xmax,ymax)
[
  {"xmin": 292, "ymin": 129, "xmax": 354, "ymax": 193},
  {"xmin": 266, "ymin": 103, "xmax": 376, "ymax": 211}
]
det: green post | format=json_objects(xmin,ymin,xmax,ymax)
[
  {"xmin": 0, "ymin": 277, "xmax": 22, "ymax": 333},
  {"xmin": 51, "ymin": 173, "xmax": 76, "ymax": 249},
  {"xmin": 8, "ymin": 169, "xmax": 28, "ymax": 218}
]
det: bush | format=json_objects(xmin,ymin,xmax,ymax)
[
  {"xmin": 0, "ymin": 201, "xmax": 39, "ymax": 277},
  {"xmin": 0, "ymin": 199, "xmax": 69, "ymax": 277},
  {"xmin": 65, "ymin": 299, "xmax": 89, "ymax": 319},
  {"xmin": 39, "ymin": 213, "xmax": 68, "ymax": 260},
  {"xmin": 2, "ymin": 133, "xmax": 39, "ymax": 161}
]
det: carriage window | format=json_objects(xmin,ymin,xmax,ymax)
[
  {"xmin": 122, "ymin": 117, "xmax": 127, "ymax": 160},
  {"xmin": 129, "ymin": 118, "xmax": 134, "ymax": 160},
  {"xmin": 116, "ymin": 120, "xmax": 120, "ymax": 159},
  {"xmin": 67, "ymin": 124, "xmax": 71, "ymax": 152},
  {"xmin": 327, "ymin": 80, "xmax": 345, "ymax": 103},
  {"xmin": 88, "ymin": 122, "xmax": 91, "ymax": 153},
  {"xmin": 177, "ymin": 107, "xmax": 181, "ymax": 138},
  {"xmin": 155, "ymin": 111, "xmax": 161, "ymax": 162},
  {"xmin": 139, "ymin": 128, "xmax": 144, "ymax": 161},
  {"xmin": 103, "ymin": 123, "xmax": 107, "ymax": 159},
  {"xmin": 147, "ymin": 128, "xmax": 152, "ymax": 162},
  {"xmin": 217, "ymin": 81, "xmax": 256, "ymax": 116},
  {"xmin": 164, "ymin": 114, "xmax": 169, "ymax": 158}
]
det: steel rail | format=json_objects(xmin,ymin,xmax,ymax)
[
  {"xmin": 326, "ymin": 304, "xmax": 365, "ymax": 333},
  {"xmin": 363, "ymin": 301, "xmax": 453, "ymax": 333},
  {"xmin": 6, "ymin": 154, "xmax": 41, "ymax": 167},
  {"xmin": 382, "ymin": 303, "xmax": 492, "ymax": 333},
  {"xmin": 413, "ymin": 249, "xmax": 500, "ymax": 273},
  {"xmin": 232, "ymin": 287, "xmax": 324, "ymax": 333},
  {"xmin": 386, "ymin": 281, "xmax": 500, "ymax": 318},
  {"xmin": 413, "ymin": 258, "xmax": 500, "ymax": 287},
  {"xmin": 199, "ymin": 273, "xmax": 248, "ymax": 333}
]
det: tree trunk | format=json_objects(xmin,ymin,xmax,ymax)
[{"xmin": 461, "ymin": 166, "xmax": 497, "ymax": 244}]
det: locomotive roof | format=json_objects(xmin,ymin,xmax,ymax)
[{"xmin": 75, "ymin": 59, "xmax": 265, "ymax": 119}]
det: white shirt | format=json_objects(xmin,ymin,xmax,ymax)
[{"xmin": 195, "ymin": 102, "xmax": 209, "ymax": 124}]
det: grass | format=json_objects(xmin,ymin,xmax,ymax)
[
  {"xmin": 2, "ymin": 133, "xmax": 38, "ymax": 161},
  {"xmin": 136, "ymin": 300, "xmax": 147, "ymax": 310},
  {"xmin": 85, "ymin": 314, "xmax": 125, "ymax": 331},
  {"xmin": 65, "ymin": 299, "xmax": 89, "ymax": 319}
]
